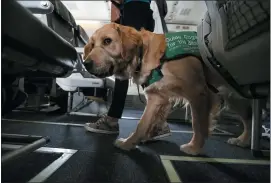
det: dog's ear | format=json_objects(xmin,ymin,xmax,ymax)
[
  {"xmin": 83, "ymin": 38, "xmax": 94, "ymax": 61},
  {"xmin": 116, "ymin": 25, "xmax": 141, "ymax": 60}
]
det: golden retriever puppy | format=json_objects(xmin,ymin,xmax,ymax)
[{"xmin": 83, "ymin": 23, "xmax": 252, "ymax": 155}]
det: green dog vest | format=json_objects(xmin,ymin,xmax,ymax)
[{"xmin": 142, "ymin": 31, "xmax": 201, "ymax": 88}]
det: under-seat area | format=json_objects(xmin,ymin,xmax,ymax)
[{"xmin": 2, "ymin": 0, "xmax": 270, "ymax": 183}]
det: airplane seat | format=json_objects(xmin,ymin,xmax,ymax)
[
  {"xmin": 197, "ymin": 0, "xmax": 270, "ymax": 155},
  {"xmin": 198, "ymin": 0, "xmax": 270, "ymax": 98},
  {"xmin": 48, "ymin": 0, "xmax": 114, "ymax": 115},
  {"xmin": 75, "ymin": 25, "xmax": 89, "ymax": 47},
  {"xmin": 18, "ymin": 0, "xmax": 115, "ymax": 114},
  {"xmin": 73, "ymin": 25, "xmax": 92, "ymax": 76},
  {"xmin": 2, "ymin": 0, "xmax": 80, "ymax": 163},
  {"xmin": 2, "ymin": 0, "xmax": 79, "ymax": 116},
  {"xmin": 46, "ymin": 0, "xmax": 77, "ymax": 46}
]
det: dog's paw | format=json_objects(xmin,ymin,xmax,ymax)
[
  {"xmin": 180, "ymin": 143, "xmax": 203, "ymax": 156},
  {"xmin": 227, "ymin": 137, "xmax": 250, "ymax": 148},
  {"xmin": 114, "ymin": 138, "xmax": 136, "ymax": 151}
]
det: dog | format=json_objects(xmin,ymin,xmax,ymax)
[{"xmin": 83, "ymin": 23, "xmax": 252, "ymax": 155}]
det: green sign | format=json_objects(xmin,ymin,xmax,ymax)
[
  {"xmin": 164, "ymin": 31, "xmax": 201, "ymax": 59},
  {"xmin": 143, "ymin": 31, "xmax": 201, "ymax": 88}
]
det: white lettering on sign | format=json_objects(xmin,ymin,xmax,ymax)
[
  {"xmin": 165, "ymin": 32, "xmax": 199, "ymax": 56},
  {"xmin": 168, "ymin": 42, "xmax": 176, "ymax": 48},
  {"xmin": 178, "ymin": 40, "xmax": 186, "ymax": 45},
  {"xmin": 183, "ymin": 35, "xmax": 197, "ymax": 41},
  {"xmin": 166, "ymin": 36, "xmax": 182, "ymax": 42},
  {"xmin": 187, "ymin": 40, "xmax": 197, "ymax": 46}
]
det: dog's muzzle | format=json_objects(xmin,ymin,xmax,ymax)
[{"xmin": 83, "ymin": 60, "xmax": 114, "ymax": 78}]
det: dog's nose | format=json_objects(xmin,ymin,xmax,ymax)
[{"xmin": 83, "ymin": 61, "xmax": 93, "ymax": 70}]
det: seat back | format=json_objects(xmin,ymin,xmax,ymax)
[
  {"xmin": 198, "ymin": 1, "xmax": 270, "ymax": 98},
  {"xmin": 75, "ymin": 25, "xmax": 89, "ymax": 47},
  {"xmin": 3, "ymin": 0, "xmax": 77, "ymax": 78},
  {"xmin": 46, "ymin": 0, "xmax": 77, "ymax": 46}
]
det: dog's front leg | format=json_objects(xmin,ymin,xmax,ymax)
[{"xmin": 115, "ymin": 95, "xmax": 170, "ymax": 151}]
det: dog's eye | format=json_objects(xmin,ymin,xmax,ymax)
[{"xmin": 103, "ymin": 38, "xmax": 112, "ymax": 45}]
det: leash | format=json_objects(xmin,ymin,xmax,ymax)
[
  {"xmin": 136, "ymin": 83, "xmax": 146, "ymax": 104},
  {"xmin": 134, "ymin": 45, "xmax": 146, "ymax": 105}
]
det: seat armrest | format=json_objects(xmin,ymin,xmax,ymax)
[{"xmin": 17, "ymin": 1, "xmax": 54, "ymax": 14}]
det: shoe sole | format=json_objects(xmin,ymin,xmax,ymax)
[{"xmin": 84, "ymin": 124, "xmax": 119, "ymax": 134}]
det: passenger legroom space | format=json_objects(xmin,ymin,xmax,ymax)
[{"xmin": 2, "ymin": 109, "xmax": 270, "ymax": 183}]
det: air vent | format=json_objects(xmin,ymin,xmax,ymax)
[{"xmin": 179, "ymin": 8, "xmax": 191, "ymax": 16}]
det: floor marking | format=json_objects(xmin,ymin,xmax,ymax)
[
  {"xmin": 213, "ymin": 127, "xmax": 234, "ymax": 135},
  {"xmin": 2, "ymin": 144, "xmax": 77, "ymax": 183},
  {"xmin": 69, "ymin": 111, "xmax": 141, "ymax": 120},
  {"xmin": 171, "ymin": 130, "xmax": 233, "ymax": 136},
  {"xmin": 69, "ymin": 111, "xmax": 98, "ymax": 117},
  {"xmin": 160, "ymin": 155, "xmax": 270, "ymax": 183},
  {"xmin": 161, "ymin": 159, "xmax": 182, "ymax": 183},
  {"xmin": 160, "ymin": 155, "xmax": 270, "ymax": 165},
  {"xmin": 3, "ymin": 119, "xmax": 233, "ymax": 137},
  {"xmin": 11, "ymin": 110, "xmax": 141, "ymax": 119},
  {"xmin": 28, "ymin": 153, "xmax": 74, "ymax": 183},
  {"xmin": 2, "ymin": 118, "xmax": 84, "ymax": 127}
]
